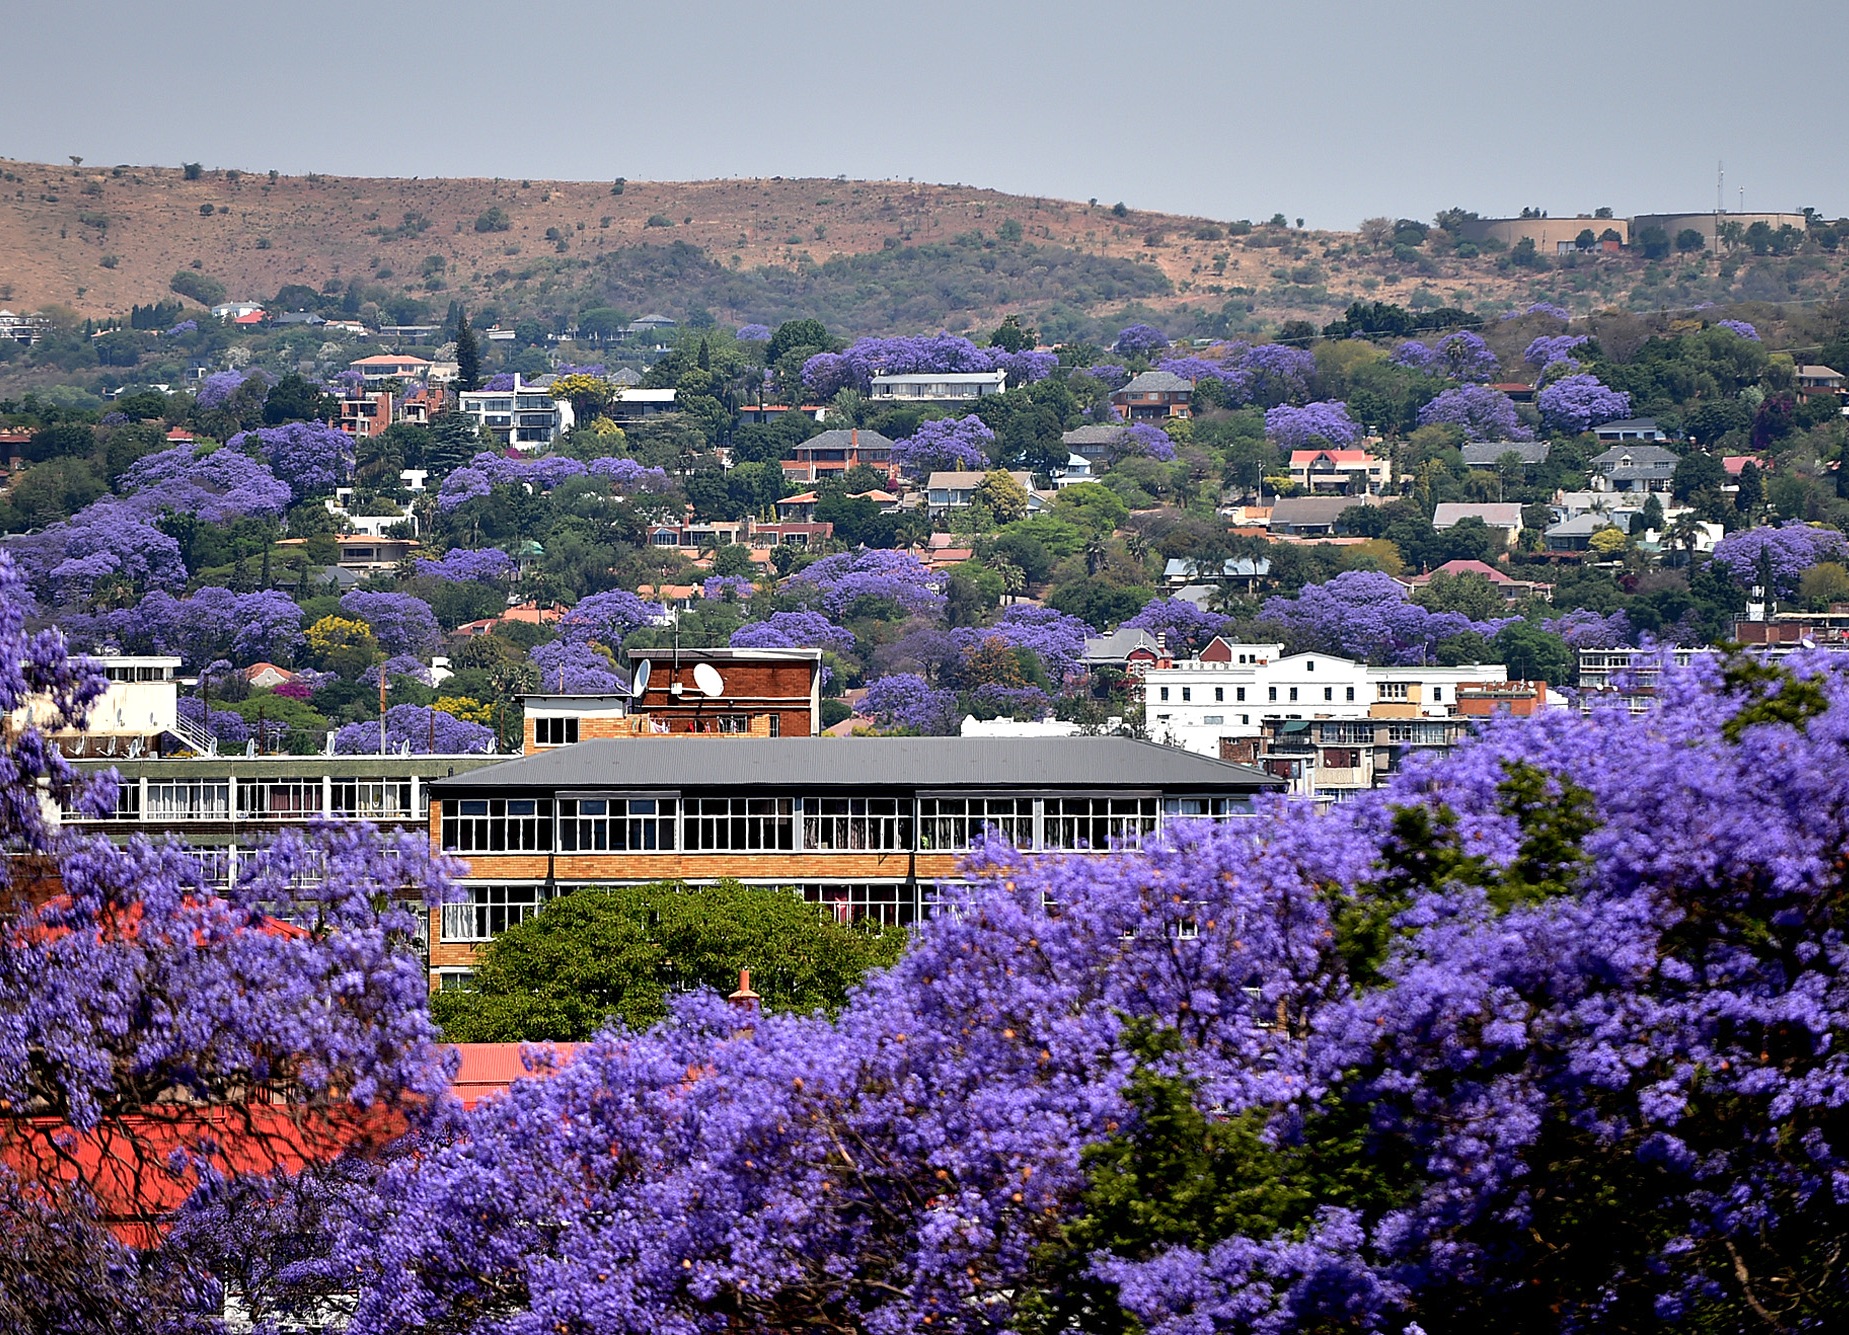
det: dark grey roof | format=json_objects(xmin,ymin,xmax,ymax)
[
  {"xmin": 431, "ymin": 736, "xmax": 1281, "ymax": 793},
  {"xmin": 1116, "ymin": 370, "xmax": 1193, "ymax": 394},
  {"xmin": 799, "ymin": 428, "xmax": 895, "ymax": 452},
  {"xmin": 1592, "ymin": 444, "xmax": 1678, "ymax": 468},
  {"xmin": 1269, "ymin": 495, "xmax": 1380, "ymax": 529},
  {"xmin": 1062, "ymin": 424, "xmax": 1129, "ymax": 445},
  {"xmin": 1593, "ymin": 418, "xmax": 1661, "ymax": 434},
  {"xmin": 1460, "ymin": 440, "xmax": 1550, "ymax": 466}
]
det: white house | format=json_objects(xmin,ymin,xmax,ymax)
[
  {"xmin": 924, "ymin": 470, "xmax": 1046, "ymax": 518},
  {"xmin": 457, "ymin": 375, "xmax": 575, "ymax": 450},
  {"xmin": 869, "ymin": 369, "xmax": 1008, "ymax": 403}
]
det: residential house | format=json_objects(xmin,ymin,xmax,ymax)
[
  {"xmin": 1061, "ymin": 423, "xmax": 1129, "ymax": 463},
  {"xmin": 1220, "ymin": 716, "xmax": 1472, "ymax": 800},
  {"xmin": 1398, "ymin": 559, "xmax": 1553, "ymax": 603},
  {"xmin": 1287, "ymin": 448, "xmax": 1390, "ymax": 496},
  {"xmin": 1543, "ymin": 511, "xmax": 1632, "ymax": 553},
  {"xmin": 1589, "ymin": 444, "xmax": 1678, "ymax": 493},
  {"xmin": 1081, "ymin": 628, "xmax": 1169, "ymax": 675},
  {"xmin": 1111, "ymin": 370, "xmax": 1193, "ymax": 422},
  {"xmin": 1267, "ymin": 494, "xmax": 1380, "ymax": 537},
  {"xmin": 1460, "ymin": 440, "xmax": 1550, "ymax": 468},
  {"xmin": 868, "ymin": 370, "xmax": 1008, "ymax": 403},
  {"xmin": 780, "ymin": 428, "xmax": 896, "ymax": 484},
  {"xmin": 348, "ymin": 353, "xmax": 433, "ymax": 384},
  {"xmin": 611, "ymin": 388, "xmax": 678, "ymax": 424},
  {"xmin": 274, "ymin": 311, "xmax": 325, "ymax": 327},
  {"xmin": 1431, "ymin": 502, "xmax": 1524, "ymax": 548},
  {"xmin": 210, "ymin": 303, "xmax": 266, "ymax": 321},
  {"xmin": 1162, "ymin": 556, "xmax": 1273, "ymax": 590},
  {"xmin": 1051, "ymin": 452, "xmax": 1095, "ymax": 487},
  {"xmin": 1591, "ymin": 418, "xmax": 1669, "ymax": 444},
  {"xmin": 0, "ymin": 309, "xmax": 49, "ymax": 344},
  {"xmin": 1796, "ymin": 366, "xmax": 1846, "ymax": 400},
  {"xmin": 924, "ymin": 470, "xmax": 1046, "ymax": 518},
  {"xmin": 243, "ymin": 663, "xmax": 295, "ymax": 690},
  {"xmin": 330, "ymin": 534, "xmax": 417, "ymax": 571},
  {"xmin": 457, "ymin": 375, "xmax": 575, "ymax": 449},
  {"xmin": 913, "ymin": 532, "xmax": 975, "ymax": 571},
  {"xmin": 424, "ymin": 737, "xmax": 1281, "ymax": 976},
  {"xmin": 336, "ymin": 390, "xmax": 396, "ymax": 439}
]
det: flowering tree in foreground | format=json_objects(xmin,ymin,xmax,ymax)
[
  {"xmin": 0, "ymin": 552, "xmax": 457, "ymax": 1329},
  {"xmin": 336, "ymin": 651, "xmax": 1849, "ymax": 1333},
  {"xmin": 333, "ymin": 702, "xmax": 494, "ymax": 753},
  {"xmin": 787, "ymin": 549, "xmax": 945, "ymax": 618},
  {"xmin": 338, "ymin": 590, "xmax": 440, "ymax": 658},
  {"xmin": 852, "ymin": 671, "xmax": 959, "ymax": 733},
  {"xmin": 1265, "ymin": 400, "xmax": 1360, "ymax": 449},
  {"xmin": 891, "ymin": 415, "xmax": 995, "ymax": 478},
  {"xmin": 528, "ymin": 639, "xmax": 625, "ymax": 694}
]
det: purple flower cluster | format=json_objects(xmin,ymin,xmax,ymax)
[
  {"xmin": 196, "ymin": 367, "xmax": 273, "ymax": 410},
  {"xmin": 529, "ymin": 639, "xmax": 625, "ymax": 693},
  {"xmin": 8, "ymin": 513, "xmax": 187, "ymax": 606},
  {"xmin": 1524, "ymin": 333, "xmax": 1590, "ymax": 368},
  {"xmin": 1120, "ymin": 421, "xmax": 1177, "ymax": 460},
  {"xmin": 1124, "ymin": 595, "xmax": 1232, "ymax": 655},
  {"xmin": 968, "ymin": 681, "xmax": 1054, "ymax": 718},
  {"xmin": 891, "ymin": 415, "xmax": 995, "ymax": 478},
  {"xmin": 801, "ymin": 333, "xmax": 1058, "ymax": 398},
  {"xmin": 1536, "ymin": 373, "xmax": 1632, "ymax": 433},
  {"xmin": 165, "ymin": 319, "xmax": 198, "ymax": 336},
  {"xmin": 94, "ymin": 587, "xmax": 304, "ymax": 667},
  {"xmin": 1543, "ymin": 606, "xmax": 1633, "ymax": 649},
  {"xmin": 700, "ymin": 574, "xmax": 757, "ymax": 601},
  {"xmin": 362, "ymin": 654, "xmax": 436, "ymax": 688},
  {"xmin": 732, "ymin": 610, "xmax": 857, "ymax": 656},
  {"xmin": 437, "ymin": 451, "xmax": 590, "ymax": 510},
  {"xmin": 1265, "ymin": 400, "xmax": 1360, "ymax": 449},
  {"xmin": 951, "ymin": 604, "xmax": 1091, "ymax": 682},
  {"xmin": 482, "ymin": 372, "xmax": 517, "ymax": 391},
  {"xmin": 1082, "ymin": 363, "xmax": 1130, "ymax": 389},
  {"xmin": 339, "ymin": 590, "xmax": 440, "ymax": 657},
  {"xmin": 556, "ymin": 589, "xmax": 667, "ymax": 647},
  {"xmin": 586, "ymin": 455, "xmax": 673, "ymax": 491},
  {"xmin": 229, "ymin": 421, "xmax": 354, "ymax": 500},
  {"xmin": 1392, "ymin": 332, "xmax": 1498, "ymax": 382},
  {"xmin": 1417, "ymin": 383, "xmax": 1532, "ymax": 440},
  {"xmin": 1113, "ymin": 323, "xmax": 1171, "ymax": 356},
  {"xmin": 333, "ymin": 702, "xmax": 493, "ymax": 753},
  {"xmin": 1261, "ymin": 569, "xmax": 1511, "ymax": 663},
  {"xmin": 177, "ymin": 694, "xmax": 251, "ymax": 745},
  {"xmin": 1716, "ymin": 318, "xmax": 1761, "ymax": 341},
  {"xmin": 787, "ymin": 549, "xmax": 945, "ymax": 618},
  {"xmin": 116, "ymin": 443, "xmax": 293, "ymax": 523},
  {"xmin": 1710, "ymin": 523, "xmax": 1849, "ymax": 594},
  {"xmin": 413, "ymin": 547, "xmax": 517, "ymax": 583},
  {"xmin": 735, "ymin": 323, "xmax": 771, "ymax": 341},
  {"xmin": 853, "ymin": 671, "xmax": 960, "ymax": 733},
  {"xmin": 1524, "ymin": 300, "xmax": 1571, "ymax": 321}
]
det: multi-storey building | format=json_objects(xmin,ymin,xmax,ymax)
[
  {"xmin": 456, "ymin": 376, "xmax": 575, "ymax": 449},
  {"xmin": 424, "ymin": 735, "xmax": 1281, "ymax": 986},
  {"xmin": 522, "ymin": 647, "xmax": 824, "ymax": 744}
]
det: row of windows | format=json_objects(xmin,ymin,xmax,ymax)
[
  {"xmin": 78, "ymin": 779, "xmax": 421, "ymax": 823},
  {"xmin": 441, "ymin": 794, "xmax": 1253, "ymax": 856},
  {"xmin": 439, "ymin": 881, "xmax": 950, "ymax": 942},
  {"xmin": 1158, "ymin": 684, "xmax": 1358, "ymax": 704}
]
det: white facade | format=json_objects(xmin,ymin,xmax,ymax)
[
  {"xmin": 1143, "ymin": 651, "xmax": 1507, "ymax": 757},
  {"xmin": 869, "ymin": 370, "xmax": 1008, "ymax": 402},
  {"xmin": 457, "ymin": 376, "xmax": 575, "ymax": 450}
]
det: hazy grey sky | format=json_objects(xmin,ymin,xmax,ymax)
[{"xmin": 7, "ymin": 0, "xmax": 1845, "ymax": 228}]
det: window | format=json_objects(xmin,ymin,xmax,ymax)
[
  {"xmin": 534, "ymin": 717, "xmax": 579, "ymax": 746},
  {"xmin": 441, "ymin": 883, "xmax": 557, "ymax": 942},
  {"xmin": 803, "ymin": 796, "xmax": 912, "ymax": 851},
  {"xmin": 440, "ymin": 797, "xmax": 553, "ymax": 853},
  {"xmin": 559, "ymin": 797, "xmax": 676, "ymax": 851},
  {"xmin": 1306, "ymin": 660, "xmax": 1314, "ymax": 672},
  {"xmin": 1203, "ymin": 715, "xmax": 1223, "ymax": 725},
  {"xmin": 917, "ymin": 796, "xmax": 1034, "ymax": 851},
  {"xmin": 1236, "ymin": 687, "xmax": 1246, "ymax": 702},
  {"xmin": 1042, "ymin": 796, "xmax": 1159, "ymax": 851},
  {"xmin": 1164, "ymin": 795, "xmax": 1252, "ymax": 820},
  {"xmin": 331, "ymin": 780, "xmax": 415, "ymax": 821},
  {"xmin": 1159, "ymin": 686, "xmax": 1169, "ymax": 702},
  {"xmin": 805, "ymin": 881, "xmax": 920, "ymax": 927},
  {"xmin": 1379, "ymin": 682, "xmax": 1409, "ymax": 700},
  {"xmin": 147, "ymin": 781, "xmax": 230, "ymax": 821},
  {"xmin": 1432, "ymin": 686, "xmax": 1443, "ymax": 701},
  {"xmin": 1214, "ymin": 686, "xmax": 1224, "ymax": 703},
  {"xmin": 682, "ymin": 796, "xmax": 794, "ymax": 851},
  {"xmin": 1288, "ymin": 687, "xmax": 1298, "ymax": 702},
  {"xmin": 1346, "ymin": 686, "xmax": 1355, "ymax": 702},
  {"xmin": 1267, "ymin": 686, "xmax": 1277, "ymax": 702},
  {"xmin": 1324, "ymin": 687, "xmax": 1333, "ymax": 702},
  {"xmin": 238, "ymin": 779, "xmax": 324, "ymax": 820},
  {"xmin": 1323, "ymin": 747, "xmax": 1362, "ymax": 768},
  {"xmin": 1181, "ymin": 687, "xmax": 1191, "ymax": 703}
]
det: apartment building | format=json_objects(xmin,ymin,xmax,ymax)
[
  {"xmin": 423, "ymin": 735, "xmax": 1282, "ymax": 984},
  {"xmin": 868, "ymin": 370, "xmax": 1007, "ymax": 404},
  {"xmin": 457, "ymin": 375, "xmax": 575, "ymax": 449}
]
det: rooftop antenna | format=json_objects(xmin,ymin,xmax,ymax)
[{"xmin": 1717, "ymin": 160, "xmax": 1724, "ymax": 215}]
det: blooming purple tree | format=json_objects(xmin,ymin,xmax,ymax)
[
  {"xmin": 586, "ymin": 455, "xmax": 673, "ymax": 491},
  {"xmin": 1389, "ymin": 339, "xmax": 1440, "ymax": 373},
  {"xmin": 1123, "ymin": 596, "xmax": 1232, "ymax": 656},
  {"xmin": 1113, "ymin": 324, "xmax": 1170, "ymax": 357},
  {"xmin": 1711, "ymin": 523, "xmax": 1849, "ymax": 594},
  {"xmin": 528, "ymin": 640, "xmax": 625, "ymax": 693},
  {"xmin": 1434, "ymin": 329, "xmax": 1499, "ymax": 381},
  {"xmin": 1083, "ymin": 363, "xmax": 1130, "ymax": 389},
  {"xmin": 116, "ymin": 444, "xmax": 293, "ymax": 523},
  {"xmin": 852, "ymin": 671, "xmax": 960, "ymax": 733},
  {"xmin": 338, "ymin": 590, "xmax": 440, "ymax": 658},
  {"xmin": 100, "ymin": 587, "xmax": 305, "ymax": 667},
  {"xmin": 735, "ymin": 323, "xmax": 771, "ymax": 342},
  {"xmin": 196, "ymin": 367, "xmax": 273, "ymax": 411},
  {"xmin": 231, "ymin": 421, "xmax": 355, "ymax": 501},
  {"xmin": 1417, "ymin": 383, "xmax": 1532, "ymax": 440},
  {"xmin": 892, "ymin": 416, "xmax": 996, "ymax": 478},
  {"xmin": 1537, "ymin": 373, "xmax": 1632, "ymax": 433},
  {"xmin": 413, "ymin": 547, "xmax": 518, "ymax": 583},
  {"xmin": 1543, "ymin": 606, "xmax": 1633, "ymax": 649},
  {"xmin": 1716, "ymin": 318, "xmax": 1761, "ymax": 341},
  {"xmin": 1229, "ymin": 343, "xmax": 1316, "ymax": 407},
  {"xmin": 731, "ymin": 610, "xmax": 857, "ymax": 656},
  {"xmin": 1524, "ymin": 333, "xmax": 1590, "ymax": 368},
  {"xmin": 333, "ymin": 702, "xmax": 493, "ymax": 753},
  {"xmin": 1120, "ymin": 421, "xmax": 1177, "ymax": 461},
  {"xmin": 787, "ymin": 549, "xmax": 945, "ymax": 618},
  {"xmin": 1264, "ymin": 400, "xmax": 1360, "ymax": 449},
  {"xmin": 1261, "ymin": 569, "xmax": 1509, "ymax": 663},
  {"xmin": 9, "ymin": 511, "xmax": 188, "ymax": 606},
  {"xmin": 556, "ymin": 589, "xmax": 667, "ymax": 647}
]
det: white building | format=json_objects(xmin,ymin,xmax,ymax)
[
  {"xmin": 457, "ymin": 376, "xmax": 575, "ymax": 450},
  {"xmin": 869, "ymin": 369, "xmax": 1008, "ymax": 403},
  {"xmin": 1142, "ymin": 647, "xmax": 1508, "ymax": 757}
]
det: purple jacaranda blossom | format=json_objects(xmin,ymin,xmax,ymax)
[
  {"xmin": 1710, "ymin": 523, "xmax": 1849, "ymax": 595},
  {"xmin": 1536, "ymin": 373, "xmax": 1632, "ymax": 434},
  {"xmin": 700, "ymin": 574, "xmax": 757, "ymax": 602},
  {"xmin": 735, "ymin": 323, "xmax": 771, "ymax": 342},
  {"xmin": 338, "ymin": 590, "xmax": 440, "ymax": 657},
  {"xmin": 787, "ymin": 549, "xmax": 945, "ymax": 618},
  {"xmin": 801, "ymin": 334, "xmax": 1058, "ymax": 399},
  {"xmin": 950, "ymin": 604, "xmax": 1091, "ymax": 682},
  {"xmin": 528, "ymin": 639, "xmax": 625, "ymax": 694},
  {"xmin": 165, "ymin": 318, "xmax": 198, "ymax": 336},
  {"xmin": 1524, "ymin": 333, "xmax": 1590, "ymax": 368},
  {"xmin": 1508, "ymin": 300, "xmax": 1571, "ymax": 321},
  {"xmin": 1261, "ymin": 569, "xmax": 1512, "ymax": 663},
  {"xmin": 1114, "ymin": 323, "xmax": 1170, "ymax": 356},
  {"xmin": 1083, "ymin": 363, "xmax": 1130, "ymax": 389},
  {"xmin": 586, "ymin": 456, "xmax": 673, "ymax": 491},
  {"xmin": 1391, "ymin": 339, "xmax": 1441, "ymax": 372},
  {"xmin": 482, "ymin": 372, "xmax": 517, "ymax": 391},
  {"xmin": 1716, "ymin": 318, "xmax": 1760, "ymax": 341},
  {"xmin": 436, "ymin": 451, "xmax": 595, "ymax": 509},
  {"xmin": 892, "ymin": 416, "xmax": 995, "ymax": 479},
  {"xmin": 968, "ymin": 681, "xmax": 1055, "ymax": 718},
  {"xmin": 1229, "ymin": 343, "xmax": 1317, "ymax": 407},
  {"xmin": 1124, "ymin": 596, "xmax": 1232, "ymax": 656},
  {"xmin": 196, "ymin": 367, "xmax": 274, "ymax": 410},
  {"xmin": 414, "ymin": 547, "xmax": 518, "ymax": 583},
  {"xmin": 1434, "ymin": 330, "xmax": 1499, "ymax": 382},
  {"xmin": 333, "ymin": 702, "xmax": 493, "ymax": 753},
  {"xmin": 1543, "ymin": 606, "xmax": 1634, "ymax": 649},
  {"xmin": 1156, "ymin": 356, "xmax": 1242, "ymax": 388},
  {"xmin": 555, "ymin": 589, "xmax": 668, "ymax": 647},
  {"xmin": 732, "ymin": 610, "xmax": 857, "ymax": 655},
  {"xmin": 361, "ymin": 654, "xmax": 437, "ymax": 688},
  {"xmin": 1265, "ymin": 400, "xmax": 1361, "ymax": 449},
  {"xmin": 230, "ymin": 421, "xmax": 355, "ymax": 500},
  {"xmin": 94, "ymin": 587, "xmax": 304, "ymax": 667},
  {"xmin": 1120, "ymin": 422, "xmax": 1178, "ymax": 460},
  {"xmin": 9, "ymin": 510, "xmax": 187, "ymax": 605},
  {"xmin": 115, "ymin": 443, "xmax": 293, "ymax": 523},
  {"xmin": 853, "ymin": 671, "xmax": 960, "ymax": 733},
  {"xmin": 177, "ymin": 694, "xmax": 251, "ymax": 746},
  {"xmin": 1418, "ymin": 383, "xmax": 1533, "ymax": 440}
]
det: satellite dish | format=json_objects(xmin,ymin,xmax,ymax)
[
  {"xmin": 693, "ymin": 662, "xmax": 726, "ymax": 698},
  {"xmin": 630, "ymin": 659, "xmax": 652, "ymax": 697}
]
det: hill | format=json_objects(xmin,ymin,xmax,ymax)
[{"xmin": 2, "ymin": 158, "xmax": 1846, "ymax": 338}]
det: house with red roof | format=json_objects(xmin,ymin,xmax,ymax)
[
  {"xmin": 1398, "ymin": 558, "xmax": 1553, "ymax": 603},
  {"xmin": 1287, "ymin": 448, "xmax": 1390, "ymax": 496}
]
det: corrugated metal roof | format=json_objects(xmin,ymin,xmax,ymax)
[{"xmin": 430, "ymin": 736, "xmax": 1281, "ymax": 793}]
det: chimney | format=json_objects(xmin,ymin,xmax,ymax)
[{"xmin": 727, "ymin": 968, "xmax": 761, "ymax": 1012}]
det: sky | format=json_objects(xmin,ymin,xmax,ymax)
[{"xmin": 6, "ymin": 0, "xmax": 1847, "ymax": 230}]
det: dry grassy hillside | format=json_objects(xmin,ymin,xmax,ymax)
[{"xmin": 0, "ymin": 158, "xmax": 1838, "ymax": 334}]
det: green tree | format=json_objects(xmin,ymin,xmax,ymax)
[
  {"xmin": 766, "ymin": 319, "xmax": 830, "ymax": 365},
  {"xmin": 1493, "ymin": 620, "xmax": 1573, "ymax": 685},
  {"xmin": 1672, "ymin": 450, "xmax": 1726, "ymax": 501},
  {"xmin": 430, "ymin": 882, "xmax": 903, "ymax": 1041},
  {"xmin": 454, "ymin": 312, "xmax": 482, "ymax": 392},
  {"xmin": 261, "ymin": 373, "xmax": 335, "ymax": 425},
  {"xmin": 974, "ymin": 470, "xmax": 1031, "ymax": 524},
  {"xmin": 425, "ymin": 411, "xmax": 484, "ymax": 477}
]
